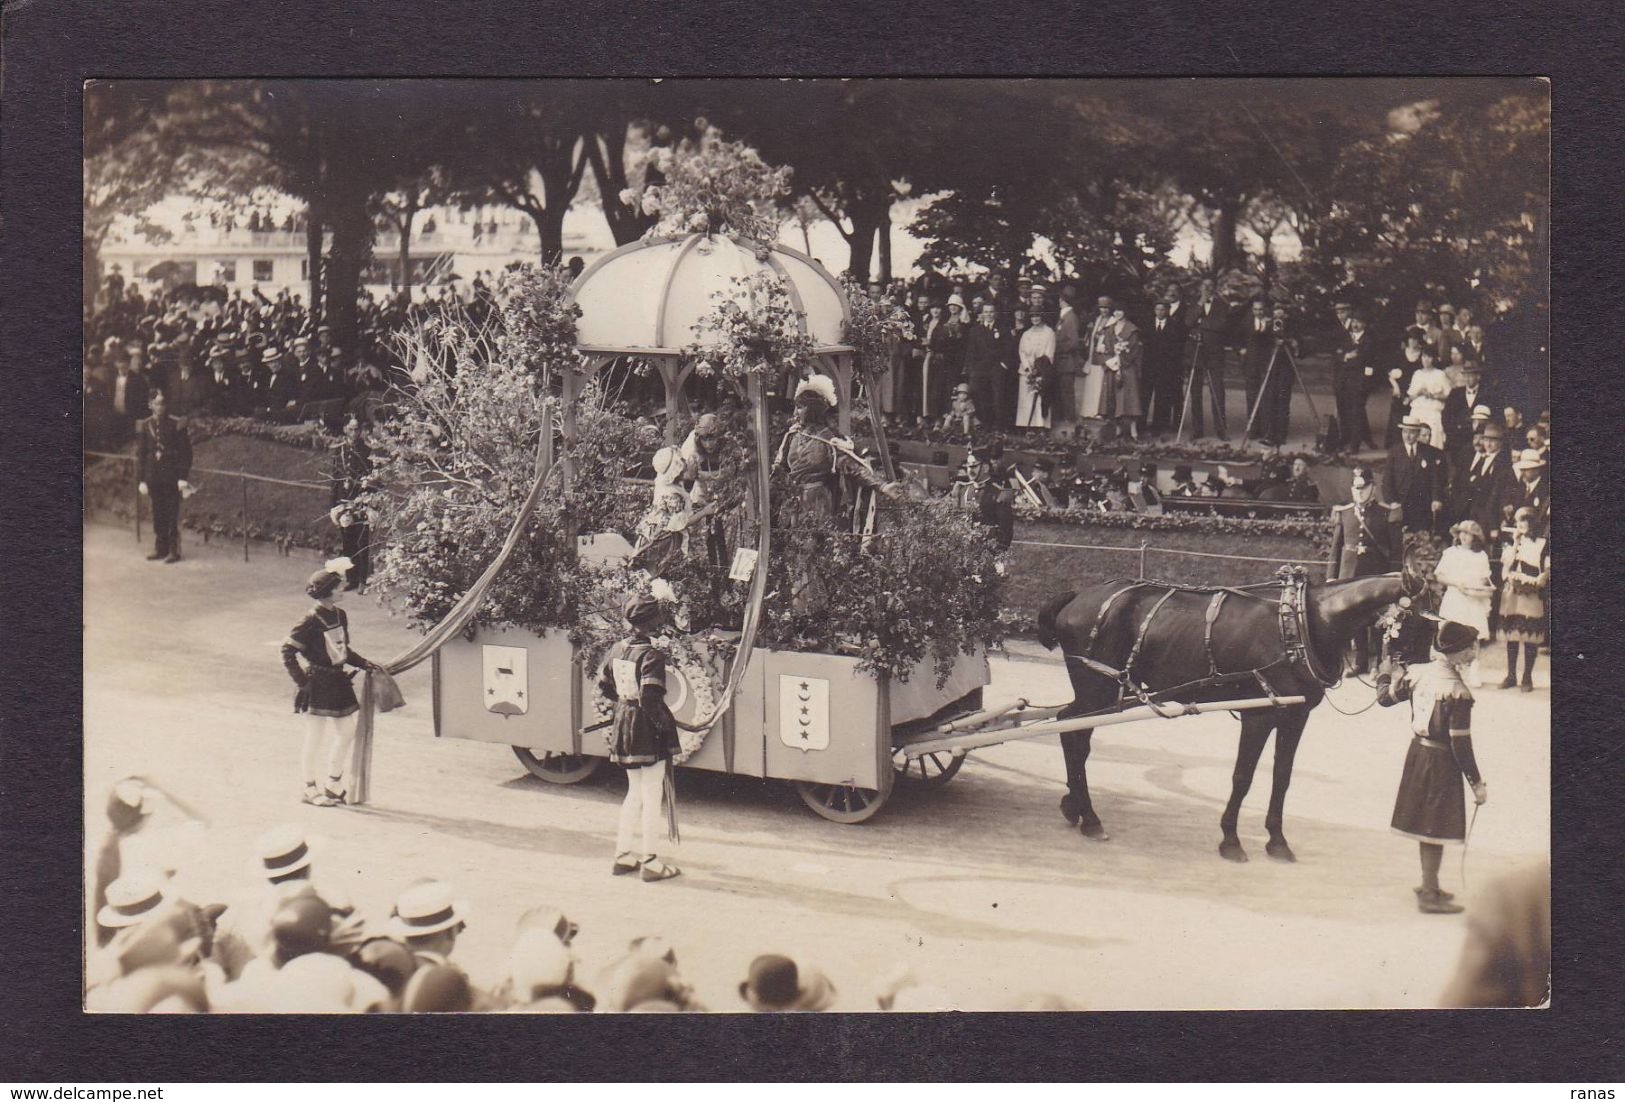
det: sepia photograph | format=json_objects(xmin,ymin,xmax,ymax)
[{"xmin": 79, "ymin": 77, "xmax": 1551, "ymax": 1016}]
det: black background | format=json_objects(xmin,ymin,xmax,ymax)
[{"xmin": 1, "ymin": 0, "xmax": 1617, "ymax": 1083}]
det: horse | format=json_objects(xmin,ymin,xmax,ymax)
[{"xmin": 1035, "ymin": 566, "xmax": 1427, "ymax": 862}]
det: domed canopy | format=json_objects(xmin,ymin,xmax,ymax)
[{"xmin": 569, "ymin": 234, "xmax": 852, "ymax": 358}]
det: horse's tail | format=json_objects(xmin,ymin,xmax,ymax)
[{"xmin": 1036, "ymin": 590, "xmax": 1077, "ymax": 651}]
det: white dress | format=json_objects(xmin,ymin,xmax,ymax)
[
  {"xmin": 1406, "ymin": 366, "xmax": 1452, "ymax": 449},
  {"xmin": 1434, "ymin": 544, "xmax": 1493, "ymax": 637},
  {"xmin": 1016, "ymin": 323, "xmax": 1057, "ymax": 428}
]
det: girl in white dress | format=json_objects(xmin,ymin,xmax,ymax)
[
  {"xmin": 1406, "ymin": 347, "xmax": 1452, "ymax": 450},
  {"xmin": 1434, "ymin": 519, "xmax": 1495, "ymax": 686},
  {"xmin": 1016, "ymin": 316, "xmax": 1056, "ymax": 429}
]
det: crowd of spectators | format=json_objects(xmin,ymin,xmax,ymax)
[
  {"xmin": 82, "ymin": 268, "xmax": 509, "ymax": 450},
  {"xmin": 87, "ymin": 778, "xmax": 1060, "ymax": 1013}
]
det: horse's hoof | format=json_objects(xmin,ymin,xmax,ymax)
[
  {"xmin": 1079, "ymin": 820, "xmax": 1111, "ymax": 842},
  {"xmin": 1059, "ymin": 793, "xmax": 1081, "ymax": 826},
  {"xmin": 1265, "ymin": 840, "xmax": 1297, "ymax": 863},
  {"xmin": 1219, "ymin": 839, "xmax": 1249, "ymax": 863}
]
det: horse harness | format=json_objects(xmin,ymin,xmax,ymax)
[{"xmin": 1068, "ymin": 566, "xmax": 1341, "ymax": 713}]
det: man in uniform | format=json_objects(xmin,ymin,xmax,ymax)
[
  {"xmin": 135, "ymin": 389, "xmax": 194, "ymax": 563},
  {"xmin": 1328, "ymin": 464, "xmax": 1404, "ymax": 673}
]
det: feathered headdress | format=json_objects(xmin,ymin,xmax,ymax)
[{"xmin": 794, "ymin": 374, "xmax": 838, "ymax": 408}]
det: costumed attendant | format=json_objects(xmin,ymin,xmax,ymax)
[
  {"xmin": 1378, "ymin": 618, "xmax": 1489, "ymax": 915},
  {"xmin": 1498, "ymin": 507, "xmax": 1549, "ymax": 692},
  {"xmin": 599, "ymin": 593, "xmax": 682, "ymax": 883},
  {"xmin": 775, "ymin": 375, "xmax": 902, "ymax": 526},
  {"xmin": 1434, "ymin": 519, "xmax": 1495, "ymax": 687},
  {"xmin": 281, "ymin": 558, "xmax": 379, "ymax": 807}
]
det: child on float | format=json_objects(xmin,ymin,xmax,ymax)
[
  {"xmin": 281, "ymin": 558, "xmax": 380, "ymax": 807},
  {"xmin": 598, "ymin": 593, "xmax": 682, "ymax": 883}
]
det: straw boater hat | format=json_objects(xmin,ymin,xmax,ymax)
[
  {"xmin": 1399, "ymin": 413, "xmax": 1425, "ymax": 429},
  {"xmin": 98, "ymin": 871, "xmax": 168, "ymax": 930},
  {"xmin": 254, "ymin": 824, "xmax": 316, "ymax": 882},
  {"xmin": 1471, "ymin": 404, "xmax": 1493, "ymax": 422},
  {"xmin": 738, "ymin": 953, "xmax": 835, "ymax": 1012},
  {"xmin": 1513, "ymin": 448, "xmax": 1547, "ymax": 472},
  {"xmin": 793, "ymin": 374, "xmax": 838, "ymax": 409},
  {"xmin": 388, "ymin": 880, "xmax": 470, "ymax": 939}
]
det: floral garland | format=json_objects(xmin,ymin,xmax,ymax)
[
  {"xmin": 1016, "ymin": 501, "xmax": 1334, "ymax": 543},
  {"xmin": 883, "ymin": 424, "xmax": 1328, "ymax": 467},
  {"xmin": 183, "ymin": 415, "xmax": 336, "ymax": 450},
  {"xmin": 687, "ymin": 272, "xmax": 817, "ymax": 382}
]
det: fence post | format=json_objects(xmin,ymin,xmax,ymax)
[
  {"xmin": 1139, "ymin": 540, "xmax": 1149, "ymax": 580},
  {"xmin": 241, "ymin": 473, "xmax": 250, "ymax": 563}
]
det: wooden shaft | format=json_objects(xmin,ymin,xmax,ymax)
[{"xmin": 898, "ymin": 695, "xmax": 1308, "ymax": 761}]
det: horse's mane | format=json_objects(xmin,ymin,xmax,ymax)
[{"xmin": 1036, "ymin": 589, "xmax": 1077, "ymax": 651}]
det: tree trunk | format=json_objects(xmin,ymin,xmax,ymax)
[
  {"xmin": 1210, "ymin": 197, "xmax": 1242, "ymax": 274},
  {"xmin": 325, "ymin": 197, "xmax": 372, "ymax": 370},
  {"xmin": 876, "ymin": 204, "xmax": 893, "ymax": 284},
  {"xmin": 305, "ymin": 203, "xmax": 324, "ymax": 329},
  {"xmin": 399, "ymin": 208, "xmax": 416, "ymax": 295},
  {"xmin": 84, "ymin": 236, "xmax": 102, "ymax": 312}
]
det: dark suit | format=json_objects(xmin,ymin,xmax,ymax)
[
  {"xmin": 962, "ymin": 321, "xmax": 1012, "ymax": 430},
  {"xmin": 1053, "ymin": 306, "xmax": 1086, "ymax": 425},
  {"xmin": 923, "ymin": 316, "xmax": 961, "ymax": 419},
  {"xmin": 1333, "ymin": 330, "xmax": 1378, "ymax": 450},
  {"xmin": 1384, "ymin": 443, "xmax": 1443, "ymax": 533},
  {"xmin": 1185, "ymin": 298, "xmax": 1232, "ymax": 437},
  {"xmin": 1441, "ymin": 382, "xmax": 1496, "ymax": 468},
  {"xmin": 109, "ymin": 369, "xmax": 151, "ymax": 440},
  {"xmin": 1142, "ymin": 314, "xmax": 1185, "ymax": 431},
  {"xmin": 1327, "ymin": 498, "xmax": 1404, "ymax": 671},
  {"xmin": 135, "ymin": 414, "xmax": 193, "ymax": 559}
]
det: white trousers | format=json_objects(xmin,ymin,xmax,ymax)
[
  {"xmin": 616, "ymin": 760, "xmax": 668, "ymax": 857},
  {"xmin": 302, "ymin": 714, "xmax": 357, "ymax": 789}
]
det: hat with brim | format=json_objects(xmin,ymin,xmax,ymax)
[
  {"xmin": 388, "ymin": 881, "xmax": 471, "ymax": 939},
  {"xmin": 98, "ymin": 872, "xmax": 168, "ymax": 930},
  {"xmin": 1450, "ymin": 519, "xmax": 1485, "ymax": 543},
  {"xmin": 946, "ymin": 295, "xmax": 965, "ymax": 309},
  {"xmin": 1470, "ymin": 405, "xmax": 1493, "ymax": 421},
  {"xmin": 623, "ymin": 593, "xmax": 662, "ymax": 626},
  {"xmin": 739, "ymin": 954, "xmax": 836, "ymax": 1012},
  {"xmin": 1433, "ymin": 619, "xmax": 1478, "ymax": 654},
  {"xmin": 254, "ymin": 824, "xmax": 318, "ymax": 881},
  {"xmin": 1399, "ymin": 414, "xmax": 1425, "ymax": 429},
  {"xmin": 1481, "ymin": 422, "xmax": 1504, "ymax": 439},
  {"xmin": 1513, "ymin": 450, "xmax": 1547, "ymax": 472}
]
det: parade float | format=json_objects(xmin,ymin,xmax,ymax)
[{"xmin": 366, "ymin": 238, "xmax": 1003, "ymax": 822}]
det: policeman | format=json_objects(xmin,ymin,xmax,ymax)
[
  {"xmin": 135, "ymin": 389, "xmax": 194, "ymax": 563},
  {"xmin": 1327, "ymin": 464, "xmax": 1404, "ymax": 673}
]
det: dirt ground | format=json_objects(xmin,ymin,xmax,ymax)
[{"xmin": 83, "ymin": 521, "xmax": 1550, "ymax": 1011}]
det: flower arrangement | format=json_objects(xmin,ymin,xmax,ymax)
[
  {"xmin": 839, "ymin": 278, "xmax": 915, "ymax": 380},
  {"xmin": 686, "ymin": 272, "xmax": 817, "ymax": 382},
  {"xmin": 761, "ymin": 489, "xmax": 1005, "ymax": 686},
  {"xmin": 617, "ymin": 121, "xmax": 792, "ymax": 246}
]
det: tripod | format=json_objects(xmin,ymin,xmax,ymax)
[
  {"xmin": 1240, "ymin": 338, "xmax": 1322, "ymax": 448},
  {"xmin": 1174, "ymin": 331, "xmax": 1229, "ymax": 443}
]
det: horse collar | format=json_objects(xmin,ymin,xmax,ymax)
[{"xmin": 1276, "ymin": 567, "xmax": 1338, "ymax": 687}]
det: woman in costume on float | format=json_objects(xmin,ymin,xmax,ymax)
[
  {"xmin": 597, "ymin": 593, "xmax": 683, "ymax": 883},
  {"xmin": 280, "ymin": 558, "xmax": 380, "ymax": 807},
  {"xmin": 773, "ymin": 375, "xmax": 902, "ymax": 527},
  {"xmin": 1377, "ymin": 618, "xmax": 1489, "ymax": 915}
]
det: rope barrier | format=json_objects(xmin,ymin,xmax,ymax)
[
  {"xmin": 85, "ymin": 450, "xmax": 330, "ymax": 491},
  {"xmin": 1011, "ymin": 536, "xmax": 1326, "ymax": 568}
]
